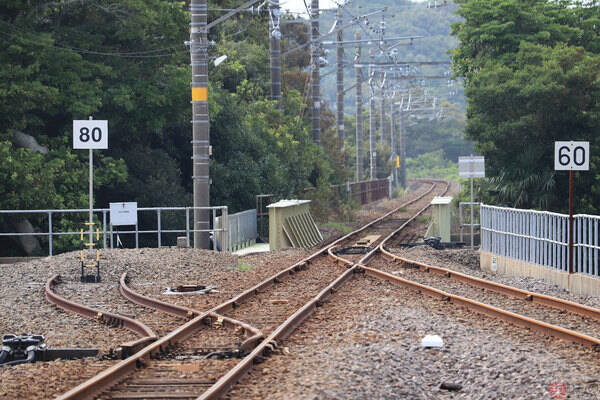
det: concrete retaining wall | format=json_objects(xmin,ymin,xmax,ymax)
[{"xmin": 480, "ymin": 251, "xmax": 600, "ymax": 297}]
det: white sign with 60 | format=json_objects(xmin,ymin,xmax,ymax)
[{"xmin": 555, "ymin": 141, "xmax": 589, "ymax": 171}]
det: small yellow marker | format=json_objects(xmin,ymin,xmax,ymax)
[
  {"xmin": 192, "ymin": 86, "xmax": 208, "ymax": 102},
  {"xmin": 84, "ymin": 222, "xmax": 95, "ymax": 226},
  {"xmin": 96, "ymin": 228, "xmax": 100, "ymax": 241},
  {"xmin": 80, "ymin": 251, "xmax": 84, "ymax": 261},
  {"xmin": 396, "ymin": 155, "xmax": 400, "ymax": 168},
  {"xmin": 85, "ymin": 242, "xmax": 95, "ymax": 247},
  {"xmin": 96, "ymin": 250, "xmax": 100, "ymax": 262},
  {"xmin": 80, "ymin": 229, "xmax": 84, "ymax": 241}
]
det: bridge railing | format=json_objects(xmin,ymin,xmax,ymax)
[
  {"xmin": 481, "ymin": 204, "xmax": 600, "ymax": 276},
  {"xmin": 0, "ymin": 206, "xmax": 228, "ymax": 256}
]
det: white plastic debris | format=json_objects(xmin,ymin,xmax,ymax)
[{"xmin": 421, "ymin": 335, "xmax": 444, "ymax": 348}]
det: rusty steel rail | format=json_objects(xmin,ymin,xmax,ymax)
[
  {"xmin": 119, "ymin": 272, "xmax": 198, "ymax": 319},
  {"xmin": 56, "ymin": 179, "xmax": 442, "ymax": 400},
  {"xmin": 120, "ymin": 272, "xmax": 264, "ymax": 352},
  {"xmin": 361, "ymin": 266, "xmax": 600, "ymax": 348},
  {"xmin": 197, "ymin": 180, "xmax": 445, "ymax": 399},
  {"xmin": 379, "ymin": 250, "xmax": 600, "ymax": 322},
  {"xmin": 366, "ymin": 180, "xmax": 600, "ymax": 347},
  {"xmin": 45, "ymin": 275, "xmax": 157, "ymax": 356}
]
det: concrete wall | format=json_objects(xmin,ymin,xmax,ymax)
[{"xmin": 480, "ymin": 251, "xmax": 600, "ymax": 297}]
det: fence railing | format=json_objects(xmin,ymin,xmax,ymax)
[
  {"xmin": 215, "ymin": 209, "xmax": 257, "ymax": 252},
  {"xmin": 0, "ymin": 206, "xmax": 228, "ymax": 256},
  {"xmin": 481, "ymin": 204, "xmax": 600, "ymax": 276}
]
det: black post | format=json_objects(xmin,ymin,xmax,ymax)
[{"xmin": 569, "ymin": 169, "xmax": 574, "ymax": 274}]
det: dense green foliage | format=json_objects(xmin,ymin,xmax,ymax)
[
  {"xmin": 0, "ymin": 0, "xmax": 467, "ymax": 254},
  {"xmin": 452, "ymin": 0, "xmax": 600, "ymax": 212},
  {"xmin": 0, "ymin": 0, "xmax": 337, "ymax": 254}
]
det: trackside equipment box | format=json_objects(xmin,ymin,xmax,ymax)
[{"xmin": 267, "ymin": 200, "xmax": 323, "ymax": 251}]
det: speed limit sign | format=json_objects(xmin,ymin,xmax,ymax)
[
  {"xmin": 73, "ymin": 120, "xmax": 108, "ymax": 149},
  {"xmin": 555, "ymin": 141, "xmax": 589, "ymax": 171}
]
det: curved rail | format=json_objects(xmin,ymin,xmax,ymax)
[
  {"xmin": 45, "ymin": 275, "xmax": 157, "ymax": 357},
  {"xmin": 367, "ymin": 181, "xmax": 600, "ymax": 347},
  {"xmin": 198, "ymin": 180, "xmax": 443, "ymax": 399},
  {"xmin": 56, "ymin": 179, "xmax": 442, "ymax": 400},
  {"xmin": 360, "ymin": 266, "xmax": 600, "ymax": 348},
  {"xmin": 120, "ymin": 272, "xmax": 264, "ymax": 351}
]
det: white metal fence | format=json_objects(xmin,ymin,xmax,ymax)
[
  {"xmin": 215, "ymin": 209, "xmax": 258, "ymax": 252},
  {"xmin": 0, "ymin": 206, "xmax": 228, "ymax": 256},
  {"xmin": 481, "ymin": 204, "xmax": 600, "ymax": 276}
]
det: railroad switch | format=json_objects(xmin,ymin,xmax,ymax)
[
  {"xmin": 0, "ymin": 334, "xmax": 98, "ymax": 367},
  {"xmin": 397, "ymin": 237, "xmax": 465, "ymax": 250}
]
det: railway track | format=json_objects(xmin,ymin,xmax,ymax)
[
  {"xmin": 361, "ymin": 189, "xmax": 600, "ymax": 348},
  {"xmin": 53, "ymin": 177, "xmax": 600, "ymax": 399},
  {"xmin": 53, "ymin": 180, "xmax": 440, "ymax": 400}
]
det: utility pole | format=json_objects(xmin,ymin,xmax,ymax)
[
  {"xmin": 354, "ymin": 32, "xmax": 363, "ymax": 182},
  {"xmin": 380, "ymin": 88, "xmax": 386, "ymax": 158},
  {"xmin": 399, "ymin": 110, "xmax": 406, "ymax": 187},
  {"xmin": 336, "ymin": 6, "xmax": 344, "ymax": 153},
  {"xmin": 390, "ymin": 98, "xmax": 397, "ymax": 186},
  {"xmin": 190, "ymin": 0, "xmax": 210, "ymax": 249},
  {"xmin": 311, "ymin": 0, "xmax": 320, "ymax": 144},
  {"xmin": 269, "ymin": 0, "xmax": 282, "ymax": 108},
  {"xmin": 369, "ymin": 49, "xmax": 376, "ymax": 180}
]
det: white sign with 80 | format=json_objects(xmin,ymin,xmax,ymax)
[
  {"xmin": 555, "ymin": 141, "xmax": 589, "ymax": 171},
  {"xmin": 73, "ymin": 120, "xmax": 108, "ymax": 149}
]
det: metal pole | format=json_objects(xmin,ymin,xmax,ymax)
[
  {"xmin": 48, "ymin": 212, "xmax": 53, "ymax": 256},
  {"xmin": 390, "ymin": 100, "xmax": 396, "ymax": 187},
  {"xmin": 369, "ymin": 49, "xmax": 376, "ymax": 180},
  {"xmin": 157, "ymin": 209, "xmax": 161, "ymax": 248},
  {"xmin": 569, "ymin": 169, "xmax": 574, "ymax": 274},
  {"xmin": 470, "ymin": 177, "xmax": 474, "ymax": 249},
  {"xmin": 89, "ymin": 148, "xmax": 93, "ymax": 256},
  {"xmin": 399, "ymin": 111, "xmax": 406, "ymax": 188},
  {"xmin": 354, "ymin": 32, "xmax": 363, "ymax": 182},
  {"xmin": 186, "ymin": 208, "xmax": 190, "ymax": 247},
  {"xmin": 336, "ymin": 6, "xmax": 344, "ymax": 154},
  {"xmin": 269, "ymin": 0, "xmax": 281, "ymax": 108},
  {"xmin": 380, "ymin": 91, "xmax": 386, "ymax": 156},
  {"xmin": 311, "ymin": 0, "xmax": 320, "ymax": 144},
  {"xmin": 190, "ymin": 0, "xmax": 210, "ymax": 249},
  {"xmin": 102, "ymin": 211, "xmax": 106, "ymax": 249}
]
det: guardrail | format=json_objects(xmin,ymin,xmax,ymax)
[
  {"xmin": 481, "ymin": 204, "xmax": 600, "ymax": 276},
  {"xmin": 0, "ymin": 206, "xmax": 228, "ymax": 256},
  {"xmin": 215, "ymin": 209, "xmax": 257, "ymax": 252}
]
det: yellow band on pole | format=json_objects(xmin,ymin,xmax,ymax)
[
  {"xmin": 96, "ymin": 228, "xmax": 100, "ymax": 241},
  {"xmin": 85, "ymin": 242, "xmax": 95, "ymax": 247},
  {"xmin": 84, "ymin": 222, "xmax": 95, "ymax": 226},
  {"xmin": 80, "ymin": 251, "xmax": 84, "ymax": 261},
  {"xmin": 96, "ymin": 250, "xmax": 100, "ymax": 261},
  {"xmin": 396, "ymin": 155, "xmax": 400, "ymax": 169},
  {"xmin": 80, "ymin": 229, "xmax": 84, "ymax": 241},
  {"xmin": 192, "ymin": 87, "xmax": 208, "ymax": 101}
]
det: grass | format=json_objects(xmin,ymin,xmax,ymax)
[
  {"xmin": 237, "ymin": 258, "xmax": 252, "ymax": 271},
  {"xmin": 416, "ymin": 215, "xmax": 430, "ymax": 223},
  {"xmin": 323, "ymin": 221, "xmax": 354, "ymax": 235}
]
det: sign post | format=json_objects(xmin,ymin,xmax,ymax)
[
  {"xmin": 554, "ymin": 141, "xmax": 589, "ymax": 274},
  {"xmin": 73, "ymin": 117, "xmax": 108, "ymax": 282},
  {"xmin": 459, "ymin": 156, "xmax": 485, "ymax": 249}
]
